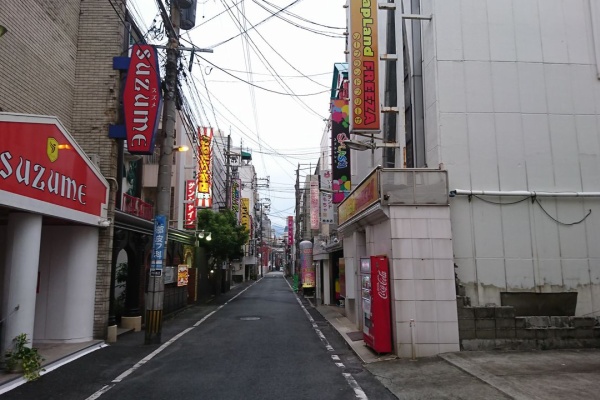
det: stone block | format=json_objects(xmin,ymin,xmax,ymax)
[
  {"xmin": 496, "ymin": 318, "xmax": 516, "ymax": 329},
  {"xmin": 550, "ymin": 316, "xmax": 570, "ymax": 328},
  {"xmin": 494, "ymin": 306, "xmax": 515, "ymax": 319},
  {"xmin": 476, "ymin": 329, "xmax": 496, "ymax": 339},
  {"xmin": 594, "ymin": 327, "xmax": 600, "ymax": 338},
  {"xmin": 459, "ymin": 329, "xmax": 476, "ymax": 340},
  {"xmin": 459, "ymin": 319, "xmax": 475, "ymax": 330},
  {"xmin": 553, "ymin": 328, "xmax": 576, "ymax": 339},
  {"xmin": 495, "ymin": 329, "xmax": 516, "ymax": 339},
  {"xmin": 458, "ymin": 307, "xmax": 475, "ymax": 320},
  {"xmin": 535, "ymin": 328, "xmax": 554, "ymax": 340},
  {"xmin": 516, "ymin": 329, "xmax": 537, "ymax": 340},
  {"xmin": 515, "ymin": 317, "xmax": 526, "ymax": 329},
  {"xmin": 575, "ymin": 328, "xmax": 595, "ymax": 339},
  {"xmin": 572, "ymin": 317, "xmax": 596, "ymax": 328},
  {"xmin": 474, "ymin": 307, "xmax": 495, "ymax": 319},
  {"xmin": 527, "ymin": 316, "xmax": 550, "ymax": 328},
  {"xmin": 475, "ymin": 319, "xmax": 495, "ymax": 330}
]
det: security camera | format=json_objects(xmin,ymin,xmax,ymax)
[{"xmin": 332, "ymin": 238, "xmax": 339, "ymax": 244}]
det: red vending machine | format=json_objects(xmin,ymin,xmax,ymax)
[{"xmin": 361, "ymin": 255, "xmax": 392, "ymax": 353}]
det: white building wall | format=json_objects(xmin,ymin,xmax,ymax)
[{"xmin": 422, "ymin": 0, "xmax": 600, "ymax": 314}]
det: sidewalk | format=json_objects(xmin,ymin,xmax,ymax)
[{"xmin": 314, "ymin": 303, "xmax": 600, "ymax": 400}]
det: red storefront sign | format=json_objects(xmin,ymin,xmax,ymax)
[
  {"xmin": 184, "ymin": 179, "xmax": 196, "ymax": 229},
  {"xmin": 123, "ymin": 44, "xmax": 162, "ymax": 154},
  {"xmin": 0, "ymin": 114, "xmax": 109, "ymax": 225}
]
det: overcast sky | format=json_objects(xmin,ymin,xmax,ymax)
[{"xmin": 127, "ymin": 0, "xmax": 347, "ymax": 232}]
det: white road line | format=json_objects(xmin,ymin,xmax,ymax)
[
  {"xmin": 85, "ymin": 281, "xmax": 257, "ymax": 399},
  {"xmin": 285, "ymin": 277, "xmax": 368, "ymax": 399},
  {"xmin": 343, "ymin": 373, "xmax": 369, "ymax": 400},
  {"xmin": 331, "ymin": 355, "xmax": 341, "ymax": 361}
]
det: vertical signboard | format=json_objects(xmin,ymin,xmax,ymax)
[
  {"xmin": 287, "ymin": 216, "xmax": 294, "ymax": 246},
  {"xmin": 310, "ymin": 177, "xmax": 320, "ymax": 230},
  {"xmin": 123, "ymin": 44, "xmax": 163, "ymax": 154},
  {"xmin": 240, "ymin": 198, "xmax": 250, "ymax": 243},
  {"xmin": 184, "ymin": 179, "xmax": 196, "ymax": 229},
  {"xmin": 300, "ymin": 241, "xmax": 315, "ymax": 288},
  {"xmin": 231, "ymin": 179, "xmax": 241, "ymax": 222},
  {"xmin": 349, "ymin": 0, "xmax": 380, "ymax": 132},
  {"xmin": 197, "ymin": 127, "xmax": 213, "ymax": 208},
  {"xmin": 150, "ymin": 215, "xmax": 167, "ymax": 277},
  {"xmin": 331, "ymin": 99, "xmax": 351, "ymax": 203},
  {"xmin": 177, "ymin": 265, "xmax": 189, "ymax": 286},
  {"xmin": 320, "ymin": 170, "xmax": 334, "ymax": 224}
]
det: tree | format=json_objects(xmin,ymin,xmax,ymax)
[{"xmin": 196, "ymin": 209, "xmax": 248, "ymax": 265}]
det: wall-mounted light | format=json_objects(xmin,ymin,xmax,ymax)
[
  {"xmin": 173, "ymin": 145, "xmax": 189, "ymax": 152},
  {"xmin": 57, "ymin": 144, "xmax": 72, "ymax": 150},
  {"xmin": 198, "ymin": 230, "xmax": 211, "ymax": 241}
]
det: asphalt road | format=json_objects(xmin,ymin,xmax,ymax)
[{"xmin": 1, "ymin": 272, "xmax": 396, "ymax": 400}]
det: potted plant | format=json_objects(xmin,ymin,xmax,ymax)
[{"xmin": 4, "ymin": 333, "xmax": 44, "ymax": 381}]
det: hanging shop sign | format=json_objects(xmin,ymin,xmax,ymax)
[
  {"xmin": 241, "ymin": 198, "xmax": 250, "ymax": 243},
  {"xmin": 331, "ymin": 99, "xmax": 351, "ymax": 204},
  {"xmin": 184, "ymin": 179, "xmax": 196, "ymax": 229},
  {"xmin": 231, "ymin": 179, "xmax": 241, "ymax": 222},
  {"xmin": 0, "ymin": 113, "xmax": 109, "ymax": 226},
  {"xmin": 197, "ymin": 126, "xmax": 213, "ymax": 208},
  {"xmin": 123, "ymin": 44, "xmax": 162, "ymax": 154},
  {"xmin": 287, "ymin": 216, "xmax": 294, "ymax": 246},
  {"xmin": 320, "ymin": 169, "xmax": 334, "ymax": 224},
  {"xmin": 310, "ymin": 177, "xmax": 320, "ymax": 230},
  {"xmin": 349, "ymin": 0, "xmax": 380, "ymax": 132}
]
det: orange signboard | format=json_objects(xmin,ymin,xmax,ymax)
[{"xmin": 349, "ymin": 0, "xmax": 380, "ymax": 132}]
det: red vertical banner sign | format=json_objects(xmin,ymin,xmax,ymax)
[
  {"xmin": 197, "ymin": 127, "xmax": 213, "ymax": 208},
  {"xmin": 184, "ymin": 180, "xmax": 196, "ymax": 229},
  {"xmin": 287, "ymin": 216, "xmax": 294, "ymax": 246},
  {"xmin": 349, "ymin": 0, "xmax": 380, "ymax": 133}
]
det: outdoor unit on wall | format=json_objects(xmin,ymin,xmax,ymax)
[{"xmin": 181, "ymin": 0, "xmax": 197, "ymax": 30}]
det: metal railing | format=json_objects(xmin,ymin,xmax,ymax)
[{"xmin": 122, "ymin": 193, "xmax": 154, "ymax": 220}]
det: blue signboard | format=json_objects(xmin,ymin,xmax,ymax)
[{"xmin": 150, "ymin": 215, "xmax": 167, "ymax": 275}]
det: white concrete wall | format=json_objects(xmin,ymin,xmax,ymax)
[
  {"xmin": 35, "ymin": 226, "xmax": 98, "ymax": 342},
  {"xmin": 389, "ymin": 206, "xmax": 459, "ymax": 357},
  {"xmin": 420, "ymin": 0, "xmax": 600, "ymax": 315}
]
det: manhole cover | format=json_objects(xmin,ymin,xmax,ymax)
[{"xmin": 239, "ymin": 316, "xmax": 261, "ymax": 321}]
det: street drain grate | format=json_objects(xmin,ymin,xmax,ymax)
[{"xmin": 239, "ymin": 316, "xmax": 261, "ymax": 321}]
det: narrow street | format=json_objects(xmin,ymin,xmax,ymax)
[{"xmin": 0, "ymin": 273, "xmax": 395, "ymax": 400}]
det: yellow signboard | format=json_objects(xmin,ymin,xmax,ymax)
[
  {"xmin": 338, "ymin": 171, "xmax": 380, "ymax": 225},
  {"xmin": 241, "ymin": 198, "xmax": 250, "ymax": 243}
]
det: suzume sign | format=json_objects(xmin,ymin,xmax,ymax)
[
  {"xmin": 0, "ymin": 113, "xmax": 109, "ymax": 225},
  {"xmin": 123, "ymin": 44, "xmax": 162, "ymax": 154}
]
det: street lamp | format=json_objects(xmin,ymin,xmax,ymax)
[
  {"xmin": 343, "ymin": 139, "xmax": 398, "ymax": 151},
  {"xmin": 198, "ymin": 230, "xmax": 212, "ymax": 241}
]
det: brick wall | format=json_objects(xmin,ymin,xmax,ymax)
[
  {"xmin": 0, "ymin": 0, "xmax": 80, "ymax": 128},
  {"xmin": 71, "ymin": 0, "xmax": 125, "ymax": 339}
]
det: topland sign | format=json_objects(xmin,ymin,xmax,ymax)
[{"xmin": 123, "ymin": 44, "xmax": 162, "ymax": 154}]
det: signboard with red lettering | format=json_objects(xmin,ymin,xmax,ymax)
[
  {"xmin": 197, "ymin": 127, "xmax": 213, "ymax": 208},
  {"xmin": 123, "ymin": 44, "xmax": 162, "ymax": 154},
  {"xmin": 0, "ymin": 113, "xmax": 109, "ymax": 225},
  {"xmin": 184, "ymin": 179, "xmax": 196, "ymax": 229}
]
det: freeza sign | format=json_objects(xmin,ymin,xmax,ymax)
[{"xmin": 123, "ymin": 44, "xmax": 162, "ymax": 154}]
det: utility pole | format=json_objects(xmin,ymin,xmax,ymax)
[
  {"xmin": 146, "ymin": 0, "xmax": 180, "ymax": 345},
  {"xmin": 295, "ymin": 164, "xmax": 300, "ymax": 277}
]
